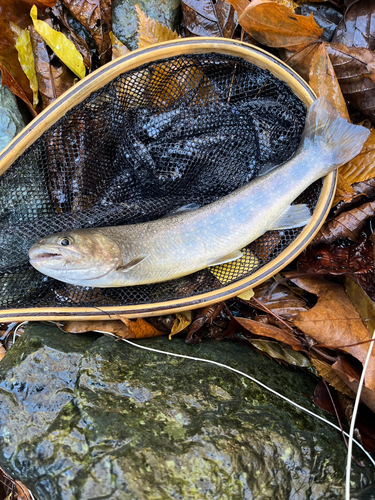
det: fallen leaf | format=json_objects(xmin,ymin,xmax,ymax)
[
  {"xmin": 254, "ymin": 280, "xmax": 309, "ymax": 318},
  {"xmin": 63, "ymin": 319, "xmax": 129, "ymax": 337},
  {"xmin": 313, "ymin": 199, "xmax": 375, "ymax": 244},
  {"xmin": 298, "ymin": 234, "xmax": 374, "ymax": 275},
  {"xmin": 333, "ymin": 357, "xmax": 375, "ymax": 413},
  {"xmin": 10, "ymin": 23, "xmax": 39, "ymax": 108},
  {"xmin": 182, "ymin": 0, "xmax": 237, "ymax": 38},
  {"xmin": 0, "ymin": 0, "xmax": 35, "ymax": 107},
  {"xmin": 249, "ymin": 339, "xmax": 311, "ymax": 367},
  {"xmin": 30, "ymin": 26, "xmax": 75, "ymax": 109},
  {"xmin": 308, "ymin": 42, "xmax": 349, "ymax": 120},
  {"xmin": 185, "ymin": 302, "xmax": 225, "ymax": 344},
  {"xmin": 353, "ymin": 177, "xmax": 375, "ymax": 197},
  {"xmin": 345, "ymin": 277, "xmax": 375, "ymax": 334},
  {"xmin": 110, "ymin": 31, "xmax": 129, "ymax": 59},
  {"xmin": 136, "ymin": 4, "xmax": 178, "ymax": 48},
  {"xmin": 326, "ymin": 43, "xmax": 375, "ymax": 123},
  {"xmin": 169, "ymin": 310, "xmax": 193, "ymax": 339},
  {"xmin": 0, "ymin": 59, "xmax": 36, "ymax": 116},
  {"xmin": 119, "ymin": 317, "xmax": 166, "ymax": 339},
  {"xmin": 292, "ymin": 276, "xmax": 375, "ymax": 389},
  {"xmin": 235, "ymin": 316, "xmax": 302, "ymax": 348},
  {"xmin": 63, "ymin": 0, "xmax": 112, "ymax": 66},
  {"xmin": 333, "ymin": 172, "xmax": 355, "ymax": 206},
  {"xmin": 339, "ymin": 126, "xmax": 375, "ymax": 185},
  {"xmin": 31, "ymin": 5, "xmax": 86, "ymax": 79},
  {"xmin": 237, "ymin": 288, "xmax": 254, "ymax": 301},
  {"xmin": 0, "ymin": 343, "xmax": 5, "ymax": 362},
  {"xmin": 228, "ymin": 0, "xmax": 322, "ymax": 49},
  {"xmin": 300, "ymin": 3, "xmax": 343, "ymax": 42},
  {"xmin": 332, "ymin": 0, "xmax": 375, "ymax": 51},
  {"xmin": 51, "ymin": 1, "xmax": 92, "ymax": 72},
  {"xmin": 311, "ymin": 358, "xmax": 356, "ymax": 398}
]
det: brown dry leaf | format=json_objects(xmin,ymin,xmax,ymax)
[
  {"xmin": 339, "ymin": 126, "xmax": 375, "ymax": 185},
  {"xmin": 0, "ymin": 343, "xmax": 5, "ymax": 362},
  {"xmin": 249, "ymin": 339, "xmax": 311, "ymax": 366},
  {"xmin": 292, "ymin": 276, "xmax": 375, "ymax": 390},
  {"xmin": 345, "ymin": 277, "xmax": 375, "ymax": 334},
  {"xmin": 298, "ymin": 234, "xmax": 374, "ymax": 276},
  {"xmin": 332, "ymin": 0, "xmax": 375, "ymax": 51},
  {"xmin": 326, "ymin": 43, "xmax": 375, "ymax": 123},
  {"xmin": 308, "ymin": 42, "xmax": 349, "ymax": 120},
  {"xmin": 228, "ymin": 0, "xmax": 322, "ymax": 49},
  {"xmin": 333, "ymin": 358, "xmax": 375, "ymax": 413},
  {"xmin": 235, "ymin": 316, "xmax": 302, "ymax": 349},
  {"xmin": 63, "ymin": 0, "xmax": 112, "ymax": 66},
  {"xmin": 110, "ymin": 31, "xmax": 129, "ymax": 59},
  {"xmin": 119, "ymin": 317, "xmax": 166, "ymax": 339},
  {"xmin": 30, "ymin": 26, "xmax": 75, "ymax": 109},
  {"xmin": 0, "ymin": 466, "xmax": 34, "ymax": 500},
  {"xmin": 254, "ymin": 280, "xmax": 309, "ymax": 318},
  {"xmin": 51, "ymin": 1, "xmax": 92, "ymax": 71},
  {"xmin": 313, "ymin": 199, "xmax": 375, "ymax": 244},
  {"xmin": 0, "ymin": 0, "xmax": 37, "ymax": 108},
  {"xmin": 63, "ymin": 320, "xmax": 129, "ymax": 338},
  {"xmin": 311, "ymin": 358, "xmax": 356, "ymax": 398},
  {"xmin": 333, "ymin": 173, "xmax": 356, "ymax": 206},
  {"xmin": 169, "ymin": 310, "xmax": 193, "ymax": 339},
  {"xmin": 0, "ymin": 59, "xmax": 36, "ymax": 116},
  {"xmin": 136, "ymin": 4, "xmax": 178, "ymax": 48},
  {"xmin": 182, "ymin": 0, "xmax": 237, "ymax": 38}
]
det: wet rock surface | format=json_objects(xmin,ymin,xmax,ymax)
[
  {"xmin": 0, "ymin": 322, "xmax": 373, "ymax": 499},
  {"xmin": 112, "ymin": 0, "xmax": 181, "ymax": 51},
  {"xmin": 0, "ymin": 75, "xmax": 25, "ymax": 152}
]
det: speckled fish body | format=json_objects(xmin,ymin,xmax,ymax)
[{"xmin": 29, "ymin": 98, "xmax": 370, "ymax": 287}]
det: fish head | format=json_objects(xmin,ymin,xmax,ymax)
[{"xmin": 28, "ymin": 229, "xmax": 122, "ymax": 285}]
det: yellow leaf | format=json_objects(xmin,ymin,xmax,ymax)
[
  {"xmin": 237, "ymin": 288, "xmax": 254, "ymax": 301},
  {"xmin": 30, "ymin": 5, "xmax": 85, "ymax": 80},
  {"xmin": 308, "ymin": 43, "xmax": 350, "ymax": 121},
  {"xmin": 339, "ymin": 126, "xmax": 375, "ymax": 185},
  {"xmin": 169, "ymin": 310, "xmax": 193, "ymax": 339},
  {"xmin": 135, "ymin": 4, "xmax": 178, "ymax": 48},
  {"xmin": 110, "ymin": 31, "xmax": 129, "ymax": 59},
  {"xmin": 10, "ymin": 23, "xmax": 39, "ymax": 108}
]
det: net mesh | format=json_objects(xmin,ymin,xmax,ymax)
[{"xmin": 0, "ymin": 52, "xmax": 321, "ymax": 312}]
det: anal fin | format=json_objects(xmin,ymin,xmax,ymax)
[
  {"xmin": 207, "ymin": 250, "xmax": 243, "ymax": 267},
  {"xmin": 270, "ymin": 204, "xmax": 311, "ymax": 231}
]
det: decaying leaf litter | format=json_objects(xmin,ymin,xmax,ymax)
[{"xmin": 1, "ymin": 0, "xmax": 375, "ymax": 492}]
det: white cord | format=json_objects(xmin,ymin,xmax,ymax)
[
  {"xmin": 345, "ymin": 331, "xmax": 375, "ymax": 500},
  {"xmin": 92, "ymin": 330, "xmax": 375, "ymax": 467}
]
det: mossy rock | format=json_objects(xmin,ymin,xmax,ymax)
[{"xmin": 0, "ymin": 322, "xmax": 373, "ymax": 499}]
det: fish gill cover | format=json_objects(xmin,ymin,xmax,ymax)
[{"xmin": 0, "ymin": 52, "xmax": 320, "ymax": 310}]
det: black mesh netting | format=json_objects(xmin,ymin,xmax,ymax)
[{"xmin": 0, "ymin": 52, "xmax": 322, "ymax": 311}]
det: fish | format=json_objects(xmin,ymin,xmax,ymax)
[{"xmin": 29, "ymin": 97, "xmax": 370, "ymax": 288}]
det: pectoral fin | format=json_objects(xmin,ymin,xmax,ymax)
[
  {"xmin": 162, "ymin": 203, "xmax": 201, "ymax": 218},
  {"xmin": 269, "ymin": 204, "xmax": 311, "ymax": 231},
  {"xmin": 117, "ymin": 255, "xmax": 148, "ymax": 272},
  {"xmin": 207, "ymin": 250, "xmax": 243, "ymax": 267}
]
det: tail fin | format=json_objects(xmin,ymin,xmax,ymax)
[{"xmin": 299, "ymin": 97, "xmax": 370, "ymax": 174}]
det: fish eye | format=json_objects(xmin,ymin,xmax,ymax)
[{"xmin": 60, "ymin": 237, "xmax": 71, "ymax": 246}]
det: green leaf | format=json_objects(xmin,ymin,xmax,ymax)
[
  {"xmin": 10, "ymin": 23, "xmax": 39, "ymax": 108},
  {"xmin": 30, "ymin": 5, "xmax": 85, "ymax": 80}
]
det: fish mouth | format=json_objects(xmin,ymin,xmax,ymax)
[{"xmin": 29, "ymin": 251, "xmax": 63, "ymax": 263}]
